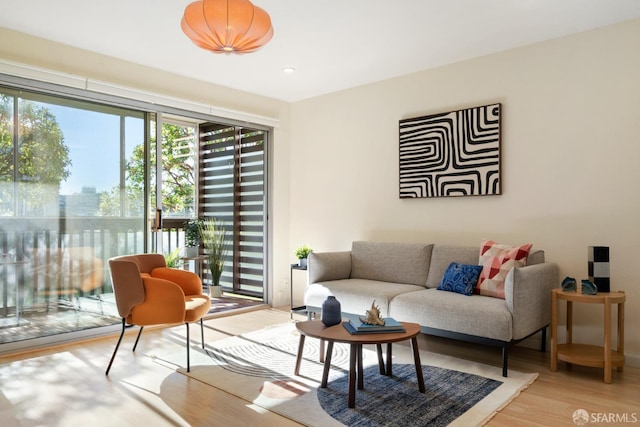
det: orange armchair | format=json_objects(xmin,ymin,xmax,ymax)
[{"xmin": 105, "ymin": 253, "xmax": 211, "ymax": 375}]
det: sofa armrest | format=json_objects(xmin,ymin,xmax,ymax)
[
  {"xmin": 504, "ymin": 262, "xmax": 559, "ymax": 340},
  {"xmin": 308, "ymin": 251, "xmax": 352, "ymax": 283}
]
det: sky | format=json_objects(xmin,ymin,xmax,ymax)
[{"xmin": 47, "ymin": 103, "xmax": 143, "ymax": 195}]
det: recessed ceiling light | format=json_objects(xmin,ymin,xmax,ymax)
[{"xmin": 282, "ymin": 67, "xmax": 296, "ymax": 73}]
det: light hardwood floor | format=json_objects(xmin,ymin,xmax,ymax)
[{"xmin": 0, "ymin": 306, "xmax": 637, "ymax": 427}]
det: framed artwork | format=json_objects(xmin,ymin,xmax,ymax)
[{"xmin": 399, "ymin": 103, "xmax": 501, "ymax": 198}]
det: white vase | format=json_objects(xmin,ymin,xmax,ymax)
[
  {"xmin": 184, "ymin": 246, "xmax": 199, "ymax": 258},
  {"xmin": 209, "ymin": 285, "xmax": 223, "ymax": 298}
]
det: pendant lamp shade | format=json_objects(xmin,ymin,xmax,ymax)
[{"xmin": 181, "ymin": 0, "xmax": 274, "ymax": 54}]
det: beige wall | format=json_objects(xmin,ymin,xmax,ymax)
[{"xmin": 289, "ymin": 19, "xmax": 640, "ymax": 365}]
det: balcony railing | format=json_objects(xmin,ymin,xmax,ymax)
[
  {"xmin": 0, "ymin": 216, "xmax": 260, "ymax": 325},
  {"xmin": 0, "ymin": 217, "xmax": 145, "ymax": 320}
]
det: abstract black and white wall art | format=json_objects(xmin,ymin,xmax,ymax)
[{"xmin": 399, "ymin": 103, "xmax": 501, "ymax": 198}]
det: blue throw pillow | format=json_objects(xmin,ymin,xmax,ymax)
[{"xmin": 437, "ymin": 262, "xmax": 483, "ymax": 296}]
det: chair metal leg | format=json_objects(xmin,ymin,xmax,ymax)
[
  {"xmin": 105, "ymin": 318, "xmax": 126, "ymax": 375},
  {"xmin": 185, "ymin": 322, "xmax": 191, "ymax": 372},
  {"xmin": 200, "ymin": 318, "xmax": 205, "ymax": 349},
  {"xmin": 132, "ymin": 326, "xmax": 144, "ymax": 352}
]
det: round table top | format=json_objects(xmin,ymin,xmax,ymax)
[
  {"xmin": 296, "ymin": 320, "xmax": 421, "ymax": 345},
  {"xmin": 553, "ymin": 288, "xmax": 625, "ymax": 303}
]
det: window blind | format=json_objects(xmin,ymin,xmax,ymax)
[{"xmin": 199, "ymin": 122, "xmax": 265, "ymax": 297}]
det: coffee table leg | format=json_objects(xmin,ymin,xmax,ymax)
[
  {"xmin": 386, "ymin": 343, "xmax": 393, "ymax": 376},
  {"xmin": 348, "ymin": 343, "xmax": 357, "ymax": 408},
  {"xmin": 321, "ymin": 340, "xmax": 334, "ymax": 388},
  {"xmin": 294, "ymin": 334, "xmax": 306, "ymax": 376},
  {"xmin": 357, "ymin": 344, "xmax": 364, "ymax": 390},
  {"xmin": 411, "ymin": 337, "xmax": 425, "ymax": 393},
  {"xmin": 376, "ymin": 343, "xmax": 385, "ymax": 375}
]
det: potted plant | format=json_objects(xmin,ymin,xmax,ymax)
[
  {"xmin": 295, "ymin": 244, "xmax": 313, "ymax": 268},
  {"xmin": 163, "ymin": 247, "xmax": 183, "ymax": 268},
  {"xmin": 183, "ymin": 218, "xmax": 202, "ymax": 257},
  {"xmin": 199, "ymin": 217, "xmax": 227, "ymax": 298}
]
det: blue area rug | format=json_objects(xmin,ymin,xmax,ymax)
[{"xmin": 317, "ymin": 364, "xmax": 501, "ymax": 427}]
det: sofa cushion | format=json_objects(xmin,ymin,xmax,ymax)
[
  {"xmin": 389, "ymin": 288, "xmax": 513, "ymax": 341},
  {"xmin": 477, "ymin": 240, "xmax": 532, "ymax": 299},
  {"xmin": 308, "ymin": 251, "xmax": 352, "ymax": 283},
  {"xmin": 437, "ymin": 262, "xmax": 483, "ymax": 296},
  {"xmin": 426, "ymin": 245, "xmax": 480, "ymax": 288},
  {"xmin": 350, "ymin": 241, "xmax": 433, "ymax": 286},
  {"xmin": 304, "ymin": 279, "xmax": 425, "ymax": 318}
]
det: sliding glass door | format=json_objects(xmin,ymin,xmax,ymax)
[
  {"xmin": 149, "ymin": 115, "xmax": 198, "ymax": 258},
  {"xmin": 150, "ymin": 118, "xmax": 268, "ymax": 299},
  {"xmin": 0, "ymin": 87, "xmax": 146, "ymax": 344}
]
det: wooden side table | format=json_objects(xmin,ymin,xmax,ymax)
[
  {"xmin": 550, "ymin": 288, "xmax": 625, "ymax": 383},
  {"xmin": 181, "ymin": 255, "xmax": 206, "ymax": 273}
]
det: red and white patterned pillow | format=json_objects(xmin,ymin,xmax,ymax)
[{"xmin": 476, "ymin": 240, "xmax": 532, "ymax": 299}]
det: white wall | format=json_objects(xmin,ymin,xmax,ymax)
[{"xmin": 288, "ymin": 19, "xmax": 640, "ymax": 365}]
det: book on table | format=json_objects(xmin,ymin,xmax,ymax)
[{"xmin": 344, "ymin": 317, "xmax": 406, "ymax": 334}]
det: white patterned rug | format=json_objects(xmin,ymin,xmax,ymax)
[{"xmin": 149, "ymin": 323, "xmax": 537, "ymax": 427}]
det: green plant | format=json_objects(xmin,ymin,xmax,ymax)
[
  {"xmin": 199, "ymin": 217, "xmax": 228, "ymax": 286},
  {"xmin": 295, "ymin": 244, "xmax": 313, "ymax": 259},
  {"xmin": 164, "ymin": 247, "xmax": 183, "ymax": 268},
  {"xmin": 184, "ymin": 218, "xmax": 203, "ymax": 247}
]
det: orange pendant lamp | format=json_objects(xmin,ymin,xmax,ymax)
[{"xmin": 181, "ymin": 0, "xmax": 274, "ymax": 54}]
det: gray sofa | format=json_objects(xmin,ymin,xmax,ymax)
[{"xmin": 304, "ymin": 241, "xmax": 559, "ymax": 376}]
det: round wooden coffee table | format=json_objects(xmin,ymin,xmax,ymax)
[{"xmin": 295, "ymin": 320, "xmax": 425, "ymax": 408}]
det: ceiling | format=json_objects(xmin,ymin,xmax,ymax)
[{"xmin": 1, "ymin": 0, "xmax": 640, "ymax": 102}]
